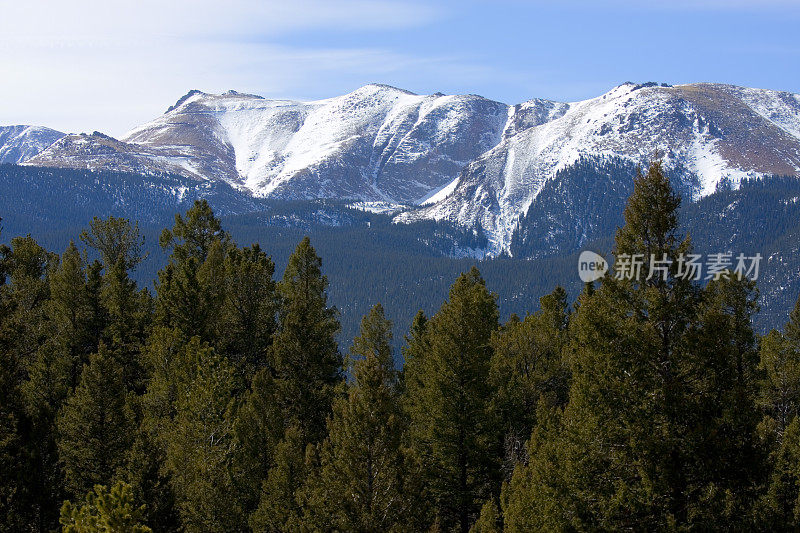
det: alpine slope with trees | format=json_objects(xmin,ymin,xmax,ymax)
[{"xmin": 3, "ymin": 162, "xmax": 800, "ymax": 531}]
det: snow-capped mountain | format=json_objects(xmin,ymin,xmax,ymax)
[
  {"xmin": 27, "ymin": 85, "xmax": 513, "ymax": 203},
  {"xmin": 0, "ymin": 125, "xmax": 65, "ymax": 164},
  {"xmin": 396, "ymin": 82, "xmax": 800, "ymax": 254},
  {"xmin": 21, "ymin": 82, "xmax": 800, "ymax": 256}
]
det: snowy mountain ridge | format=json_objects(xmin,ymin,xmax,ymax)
[
  {"xmin": 27, "ymin": 84, "xmax": 514, "ymax": 204},
  {"xmin": 0, "ymin": 125, "xmax": 65, "ymax": 164},
  {"xmin": 12, "ymin": 82, "xmax": 800, "ymax": 256},
  {"xmin": 395, "ymin": 82, "xmax": 800, "ymax": 254}
]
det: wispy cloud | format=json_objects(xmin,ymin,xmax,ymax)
[{"xmin": 0, "ymin": 0, "xmax": 452, "ymax": 134}]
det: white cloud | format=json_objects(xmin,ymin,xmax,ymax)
[{"xmin": 0, "ymin": 0, "xmax": 448, "ymax": 135}]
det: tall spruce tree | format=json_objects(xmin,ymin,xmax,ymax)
[
  {"xmin": 490, "ymin": 286, "xmax": 570, "ymax": 475},
  {"xmin": 760, "ymin": 330, "xmax": 800, "ymax": 437},
  {"xmin": 81, "ymin": 216, "xmax": 151, "ymax": 390},
  {"xmin": 249, "ymin": 426, "xmax": 309, "ymax": 532},
  {"xmin": 129, "ymin": 327, "xmax": 194, "ymax": 532},
  {"xmin": 101, "ymin": 258, "xmax": 152, "ymax": 391},
  {"xmin": 0, "ymin": 317, "xmax": 30, "ymax": 532},
  {"xmin": 57, "ymin": 343, "xmax": 134, "ymax": 498},
  {"xmin": 502, "ymin": 161, "xmax": 764, "ymax": 530},
  {"xmin": 269, "ymin": 236, "xmax": 342, "ymax": 445},
  {"xmin": 304, "ymin": 303, "xmax": 412, "ymax": 531},
  {"xmin": 760, "ymin": 416, "xmax": 800, "ymax": 529},
  {"xmin": 1, "ymin": 236, "xmax": 62, "ymax": 530},
  {"xmin": 217, "ymin": 244, "xmax": 278, "ymax": 383},
  {"xmin": 163, "ymin": 337, "xmax": 243, "ymax": 532},
  {"xmin": 756, "ymin": 291, "xmax": 800, "ymax": 529},
  {"xmin": 156, "ymin": 201, "xmax": 231, "ymax": 343},
  {"xmin": 687, "ymin": 274, "xmax": 763, "ymax": 527},
  {"xmin": 232, "ymin": 366, "xmax": 285, "ymax": 521},
  {"xmin": 404, "ymin": 266, "xmax": 500, "ymax": 532},
  {"xmin": 21, "ymin": 243, "xmax": 93, "ymax": 513}
]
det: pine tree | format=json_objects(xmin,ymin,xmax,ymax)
[
  {"xmin": 499, "ymin": 400, "xmax": 565, "ymax": 532},
  {"xmin": 0, "ymin": 235, "xmax": 55, "ymax": 365},
  {"xmin": 217, "ymin": 244, "xmax": 277, "ymax": 382},
  {"xmin": 404, "ymin": 266, "xmax": 500, "ymax": 532},
  {"xmin": 490, "ymin": 286, "xmax": 570, "ymax": 475},
  {"xmin": 101, "ymin": 257, "xmax": 152, "ymax": 391},
  {"xmin": 159, "ymin": 199, "xmax": 230, "ymax": 264},
  {"xmin": 687, "ymin": 274, "xmax": 763, "ymax": 527},
  {"xmin": 232, "ymin": 367, "xmax": 285, "ymax": 520},
  {"xmin": 156, "ymin": 202, "xmax": 231, "ymax": 343},
  {"xmin": 269, "ymin": 236, "xmax": 342, "ymax": 445},
  {"xmin": 0, "ymin": 329, "xmax": 31, "ymax": 532},
  {"xmin": 130, "ymin": 327, "xmax": 193, "ymax": 532},
  {"xmin": 20, "ymin": 242, "xmax": 100, "ymax": 527},
  {"xmin": 759, "ymin": 416, "xmax": 800, "ymax": 529},
  {"xmin": 162, "ymin": 337, "xmax": 243, "ymax": 532},
  {"xmin": 470, "ymin": 497, "xmax": 502, "ymax": 533},
  {"xmin": 80, "ymin": 216, "xmax": 146, "ymax": 272},
  {"xmin": 46, "ymin": 242, "xmax": 93, "ymax": 385},
  {"xmin": 760, "ymin": 330, "xmax": 800, "ymax": 436},
  {"xmin": 399, "ymin": 309, "xmax": 428, "ymax": 398},
  {"xmin": 57, "ymin": 343, "xmax": 134, "ymax": 498},
  {"xmin": 304, "ymin": 304, "xmax": 411, "ymax": 531},
  {"xmin": 755, "ymin": 292, "xmax": 800, "ymax": 529},
  {"xmin": 60, "ymin": 481, "xmax": 151, "ymax": 533},
  {"xmin": 503, "ymin": 162, "xmax": 764, "ymax": 529},
  {"xmin": 786, "ymin": 292, "xmax": 800, "ymax": 346},
  {"xmin": 249, "ymin": 426, "xmax": 309, "ymax": 532},
  {"xmin": 0, "ymin": 236, "xmax": 63, "ymax": 530}
]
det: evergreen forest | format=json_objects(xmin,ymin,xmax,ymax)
[{"xmin": 3, "ymin": 162, "xmax": 800, "ymax": 531}]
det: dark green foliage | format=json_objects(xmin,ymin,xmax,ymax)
[
  {"xmin": 60, "ymin": 481, "xmax": 151, "ymax": 533},
  {"xmin": 304, "ymin": 304, "xmax": 414, "ymax": 531},
  {"xmin": 159, "ymin": 199, "xmax": 231, "ymax": 263},
  {"xmin": 489, "ymin": 286, "xmax": 570, "ymax": 476},
  {"xmin": 162, "ymin": 338, "xmax": 243, "ymax": 532},
  {"xmin": 249, "ymin": 426, "xmax": 309, "ymax": 532},
  {"xmin": 57, "ymin": 344, "xmax": 134, "ymax": 498},
  {"xmin": 760, "ymin": 417, "xmax": 800, "ymax": 529},
  {"xmin": 216, "ymin": 244, "xmax": 277, "ymax": 381},
  {"xmin": 760, "ymin": 329, "xmax": 800, "ymax": 435},
  {"xmin": 4, "ymin": 169, "xmax": 800, "ymax": 531},
  {"xmin": 269, "ymin": 236, "xmax": 342, "ymax": 445},
  {"xmin": 231, "ymin": 367, "xmax": 284, "ymax": 520},
  {"xmin": 80, "ymin": 216, "xmax": 146, "ymax": 272},
  {"xmin": 155, "ymin": 201, "xmax": 232, "ymax": 342},
  {"xmin": 0, "ymin": 321, "xmax": 29, "ymax": 532},
  {"xmin": 404, "ymin": 267, "xmax": 501, "ymax": 532},
  {"xmin": 502, "ymin": 162, "xmax": 766, "ymax": 530}
]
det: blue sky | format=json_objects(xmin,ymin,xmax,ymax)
[{"xmin": 2, "ymin": 0, "xmax": 799, "ymax": 136}]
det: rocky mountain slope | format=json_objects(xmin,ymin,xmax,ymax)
[
  {"xmin": 16, "ymin": 82, "xmax": 800, "ymax": 256},
  {"xmin": 0, "ymin": 125, "xmax": 64, "ymax": 164},
  {"xmin": 26, "ymin": 85, "xmax": 515, "ymax": 203},
  {"xmin": 396, "ymin": 82, "xmax": 800, "ymax": 254}
]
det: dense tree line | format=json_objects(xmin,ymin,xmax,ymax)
[{"xmin": 2, "ymin": 162, "xmax": 800, "ymax": 531}]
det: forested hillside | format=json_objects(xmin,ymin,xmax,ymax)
[
  {"xmin": 3, "ymin": 163, "xmax": 800, "ymax": 350},
  {"xmin": 3, "ymin": 163, "xmax": 800, "ymax": 531}
]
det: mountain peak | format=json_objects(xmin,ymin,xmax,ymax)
[
  {"xmin": 0, "ymin": 125, "xmax": 66, "ymax": 164},
  {"xmin": 165, "ymin": 89, "xmax": 206, "ymax": 113},
  {"xmin": 356, "ymin": 83, "xmax": 417, "ymax": 96}
]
